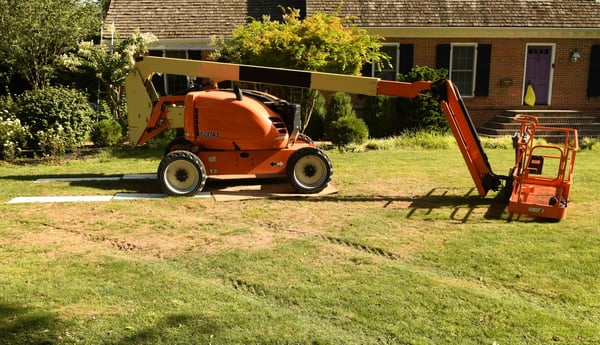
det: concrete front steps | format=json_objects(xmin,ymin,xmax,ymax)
[{"xmin": 478, "ymin": 110, "xmax": 600, "ymax": 142}]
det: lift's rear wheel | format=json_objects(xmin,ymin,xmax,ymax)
[
  {"xmin": 286, "ymin": 147, "xmax": 332, "ymax": 193},
  {"xmin": 158, "ymin": 150, "xmax": 207, "ymax": 196}
]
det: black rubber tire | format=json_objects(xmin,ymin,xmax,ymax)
[
  {"xmin": 286, "ymin": 147, "xmax": 332, "ymax": 193},
  {"xmin": 157, "ymin": 150, "xmax": 207, "ymax": 196},
  {"xmin": 164, "ymin": 137, "xmax": 193, "ymax": 156}
]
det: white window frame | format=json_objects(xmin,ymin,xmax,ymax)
[
  {"xmin": 370, "ymin": 44, "xmax": 399, "ymax": 80},
  {"xmin": 450, "ymin": 43, "xmax": 478, "ymax": 98}
]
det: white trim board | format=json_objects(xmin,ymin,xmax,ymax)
[
  {"xmin": 35, "ymin": 174, "xmax": 157, "ymax": 183},
  {"xmin": 7, "ymin": 192, "xmax": 211, "ymax": 204},
  {"xmin": 8, "ymin": 195, "xmax": 114, "ymax": 203}
]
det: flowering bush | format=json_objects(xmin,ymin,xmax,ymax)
[
  {"xmin": 0, "ymin": 109, "xmax": 29, "ymax": 162},
  {"xmin": 62, "ymin": 29, "xmax": 157, "ymax": 120},
  {"xmin": 36, "ymin": 125, "xmax": 77, "ymax": 159}
]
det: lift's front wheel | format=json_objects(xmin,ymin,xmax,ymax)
[
  {"xmin": 286, "ymin": 147, "xmax": 332, "ymax": 193},
  {"xmin": 158, "ymin": 150, "xmax": 207, "ymax": 196}
]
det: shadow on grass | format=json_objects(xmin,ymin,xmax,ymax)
[
  {"xmin": 311, "ymin": 187, "xmax": 507, "ymax": 223},
  {"xmin": 0, "ymin": 302, "xmax": 66, "ymax": 345},
  {"xmin": 9, "ymin": 145, "xmax": 163, "ymax": 166},
  {"xmin": 113, "ymin": 313, "xmax": 219, "ymax": 345},
  {"xmin": 0, "ymin": 173, "xmax": 290, "ymax": 195},
  {"xmin": 0, "ymin": 173, "xmax": 162, "ymax": 194},
  {"xmin": 0, "ymin": 303, "xmax": 220, "ymax": 344},
  {"xmin": 314, "ymin": 187, "xmax": 557, "ymax": 223},
  {"xmin": 2, "ymin": 171, "xmax": 522, "ymax": 222}
]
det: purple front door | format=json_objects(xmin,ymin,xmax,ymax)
[{"xmin": 524, "ymin": 46, "xmax": 553, "ymax": 105}]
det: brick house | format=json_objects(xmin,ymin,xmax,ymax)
[{"xmin": 104, "ymin": 0, "xmax": 600, "ymax": 135}]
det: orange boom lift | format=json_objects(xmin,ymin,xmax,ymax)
[{"xmin": 126, "ymin": 56, "xmax": 578, "ymax": 220}]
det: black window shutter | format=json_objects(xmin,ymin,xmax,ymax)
[
  {"xmin": 399, "ymin": 44, "xmax": 414, "ymax": 75},
  {"xmin": 475, "ymin": 44, "xmax": 492, "ymax": 97},
  {"xmin": 436, "ymin": 44, "xmax": 451, "ymax": 72},
  {"xmin": 188, "ymin": 50, "xmax": 203, "ymax": 60},
  {"xmin": 587, "ymin": 45, "xmax": 600, "ymax": 97},
  {"xmin": 360, "ymin": 62, "xmax": 372, "ymax": 77}
]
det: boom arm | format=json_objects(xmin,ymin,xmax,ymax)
[
  {"xmin": 126, "ymin": 57, "xmax": 433, "ymax": 144},
  {"xmin": 126, "ymin": 56, "xmax": 501, "ymax": 196},
  {"xmin": 429, "ymin": 79, "xmax": 501, "ymax": 195}
]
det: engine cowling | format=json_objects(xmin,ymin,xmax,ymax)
[{"xmin": 183, "ymin": 90, "xmax": 289, "ymax": 151}]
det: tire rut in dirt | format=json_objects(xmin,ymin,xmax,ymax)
[
  {"xmin": 225, "ymin": 277, "xmax": 302, "ymax": 306},
  {"xmin": 30, "ymin": 220, "xmax": 143, "ymax": 253},
  {"xmin": 73, "ymin": 230, "xmax": 142, "ymax": 252},
  {"xmin": 228, "ymin": 278, "xmax": 268, "ymax": 298},
  {"xmin": 322, "ymin": 236, "xmax": 399, "ymax": 260}
]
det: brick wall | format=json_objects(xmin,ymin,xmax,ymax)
[{"xmin": 386, "ymin": 37, "xmax": 600, "ymax": 127}]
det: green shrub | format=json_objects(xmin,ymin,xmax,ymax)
[
  {"xmin": 393, "ymin": 131, "xmax": 451, "ymax": 150},
  {"xmin": 580, "ymin": 137, "xmax": 600, "ymax": 151},
  {"xmin": 363, "ymin": 95, "xmax": 398, "ymax": 138},
  {"xmin": 396, "ymin": 66, "xmax": 449, "ymax": 132},
  {"xmin": 328, "ymin": 115, "xmax": 369, "ymax": 148},
  {"xmin": 364, "ymin": 137, "xmax": 395, "ymax": 150},
  {"xmin": 91, "ymin": 119, "xmax": 123, "ymax": 147},
  {"xmin": 342, "ymin": 142, "xmax": 366, "ymax": 153},
  {"xmin": 325, "ymin": 92, "xmax": 355, "ymax": 132},
  {"xmin": 479, "ymin": 135, "xmax": 514, "ymax": 149},
  {"xmin": 302, "ymin": 90, "xmax": 326, "ymax": 140},
  {"xmin": 147, "ymin": 128, "xmax": 177, "ymax": 150},
  {"xmin": 401, "ymin": 65, "xmax": 448, "ymax": 82},
  {"xmin": 16, "ymin": 86, "xmax": 94, "ymax": 151}
]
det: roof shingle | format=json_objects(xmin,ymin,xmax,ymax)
[
  {"xmin": 308, "ymin": 0, "xmax": 600, "ymax": 28},
  {"xmin": 104, "ymin": 0, "xmax": 600, "ymax": 40}
]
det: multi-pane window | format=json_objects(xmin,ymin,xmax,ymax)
[
  {"xmin": 165, "ymin": 50, "xmax": 190, "ymax": 94},
  {"xmin": 450, "ymin": 44, "xmax": 477, "ymax": 97},
  {"xmin": 148, "ymin": 50, "xmax": 209, "ymax": 95},
  {"xmin": 364, "ymin": 44, "xmax": 399, "ymax": 80},
  {"xmin": 375, "ymin": 44, "xmax": 399, "ymax": 81}
]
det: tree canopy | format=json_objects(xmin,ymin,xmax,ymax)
[
  {"xmin": 0, "ymin": 0, "xmax": 101, "ymax": 91},
  {"xmin": 212, "ymin": 8, "xmax": 388, "ymax": 132},
  {"xmin": 212, "ymin": 8, "xmax": 387, "ymax": 75}
]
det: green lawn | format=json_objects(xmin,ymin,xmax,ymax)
[{"xmin": 0, "ymin": 142, "xmax": 599, "ymax": 344}]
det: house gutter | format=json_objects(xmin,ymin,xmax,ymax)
[
  {"xmin": 148, "ymin": 37, "xmax": 214, "ymax": 50},
  {"xmin": 103, "ymin": 28, "xmax": 599, "ymax": 50},
  {"xmin": 366, "ymin": 27, "xmax": 600, "ymax": 39},
  {"xmin": 100, "ymin": 34, "xmax": 216, "ymax": 50}
]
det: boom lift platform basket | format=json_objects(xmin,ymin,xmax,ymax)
[{"xmin": 508, "ymin": 114, "xmax": 578, "ymax": 220}]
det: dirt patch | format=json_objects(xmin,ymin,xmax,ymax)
[
  {"xmin": 6, "ymin": 197, "xmax": 311, "ymax": 260},
  {"xmin": 6, "ymin": 179, "xmax": 473, "ymax": 265}
]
